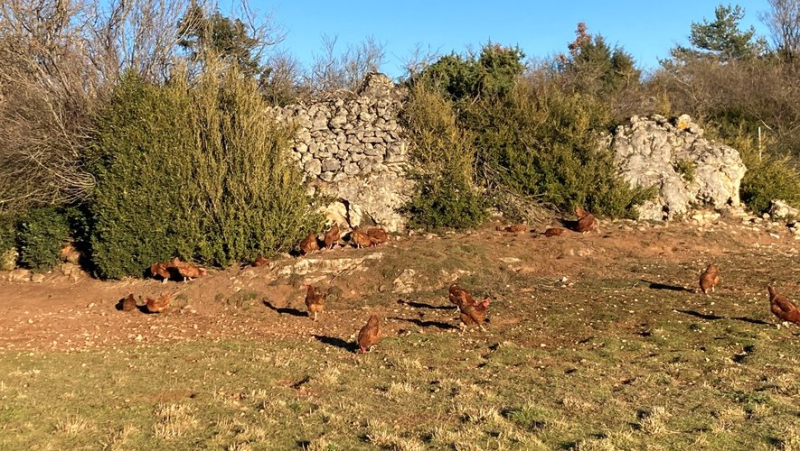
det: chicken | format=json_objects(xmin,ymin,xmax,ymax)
[
  {"xmin": 121, "ymin": 293, "xmax": 137, "ymax": 312},
  {"xmin": 543, "ymin": 227, "xmax": 565, "ymax": 237},
  {"xmin": 768, "ymin": 285, "xmax": 800, "ymax": 327},
  {"xmin": 149, "ymin": 262, "xmax": 171, "ymax": 283},
  {"xmin": 323, "ymin": 223, "xmax": 341, "ymax": 250},
  {"xmin": 145, "ymin": 291, "xmax": 172, "ymax": 313},
  {"xmin": 366, "ymin": 227, "xmax": 389, "ymax": 244},
  {"xmin": 252, "ymin": 255, "xmax": 269, "ymax": 267},
  {"xmin": 169, "ymin": 257, "xmax": 207, "ymax": 282},
  {"xmin": 699, "ymin": 264, "xmax": 720, "ymax": 296},
  {"xmin": 351, "ymin": 226, "xmax": 377, "ymax": 248},
  {"xmin": 496, "ymin": 223, "xmax": 528, "ymax": 233},
  {"xmin": 573, "ymin": 206, "xmax": 598, "ymax": 233},
  {"xmin": 448, "ymin": 283, "xmax": 477, "ymax": 308},
  {"xmin": 304, "ymin": 284, "xmax": 325, "ymax": 321},
  {"xmin": 459, "ymin": 298, "xmax": 490, "ymax": 331},
  {"xmin": 299, "ymin": 232, "xmax": 320, "ymax": 255},
  {"xmin": 357, "ymin": 315, "xmax": 381, "ymax": 353}
]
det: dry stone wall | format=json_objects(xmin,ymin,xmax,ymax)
[{"xmin": 269, "ymin": 73, "xmax": 413, "ymax": 232}]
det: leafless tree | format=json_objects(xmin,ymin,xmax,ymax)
[
  {"xmin": 761, "ymin": 0, "xmax": 800, "ymax": 61},
  {"xmin": 260, "ymin": 49, "xmax": 307, "ymax": 105},
  {"xmin": 307, "ymin": 34, "xmax": 387, "ymax": 92},
  {"xmin": 399, "ymin": 43, "xmax": 441, "ymax": 82}
]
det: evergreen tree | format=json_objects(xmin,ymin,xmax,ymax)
[
  {"xmin": 671, "ymin": 4, "xmax": 767, "ymax": 61},
  {"xmin": 178, "ymin": 1, "xmax": 263, "ymax": 77},
  {"xmin": 559, "ymin": 23, "xmax": 641, "ymax": 97}
]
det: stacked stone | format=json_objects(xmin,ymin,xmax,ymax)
[{"xmin": 269, "ymin": 74, "xmax": 409, "ymax": 183}]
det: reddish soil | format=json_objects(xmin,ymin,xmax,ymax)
[{"xmin": 1, "ymin": 216, "xmax": 797, "ymax": 353}]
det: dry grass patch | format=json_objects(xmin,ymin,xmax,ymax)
[
  {"xmin": 153, "ymin": 403, "xmax": 197, "ymax": 439},
  {"xmin": 54, "ymin": 415, "xmax": 94, "ymax": 435}
]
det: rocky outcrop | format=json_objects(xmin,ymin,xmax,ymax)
[
  {"xmin": 612, "ymin": 114, "xmax": 747, "ymax": 221},
  {"xmin": 770, "ymin": 200, "xmax": 800, "ymax": 220},
  {"xmin": 270, "ymin": 73, "xmax": 413, "ymax": 231}
]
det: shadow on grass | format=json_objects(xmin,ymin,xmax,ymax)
[
  {"xmin": 642, "ymin": 280, "xmax": 694, "ymax": 293},
  {"xmin": 396, "ymin": 299, "xmax": 453, "ymax": 311},
  {"xmin": 679, "ymin": 310, "xmax": 773, "ymax": 326},
  {"xmin": 263, "ymin": 300, "xmax": 307, "ymax": 318},
  {"xmin": 312, "ymin": 335, "xmax": 357, "ymax": 352},
  {"xmin": 391, "ymin": 316, "xmax": 459, "ymax": 331},
  {"xmin": 678, "ymin": 310, "xmax": 725, "ymax": 321},
  {"xmin": 730, "ymin": 316, "xmax": 771, "ymax": 325}
]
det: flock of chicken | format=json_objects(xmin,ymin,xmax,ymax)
[{"xmin": 117, "ymin": 206, "xmax": 800, "ymax": 353}]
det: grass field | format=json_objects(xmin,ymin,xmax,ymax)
[{"xmin": 1, "ymin": 219, "xmax": 799, "ymax": 450}]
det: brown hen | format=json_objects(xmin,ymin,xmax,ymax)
[
  {"xmin": 699, "ymin": 264, "xmax": 720, "ymax": 296},
  {"xmin": 357, "ymin": 315, "xmax": 381, "ymax": 353},
  {"xmin": 323, "ymin": 223, "xmax": 340, "ymax": 249},
  {"xmin": 448, "ymin": 283, "xmax": 476, "ymax": 308},
  {"xmin": 170, "ymin": 257, "xmax": 207, "ymax": 282},
  {"xmin": 351, "ymin": 226, "xmax": 377, "ymax": 248},
  {"xmin": 252, "ymin": 255, "xmax": 269, "ymax": 267},
  {"xmin": 299, "ymin": 232, "xmax": 320, "ymax": 255},
  {"xmin": 304, "ymin": 284, "xmax": 326, "ymax": 321},
  {"xmin": 768, "ymin": 285, "xmax": 800, "ymax": 326},
  {"xmin": 459, "ymin": 298, "xmax": 490, "ymax": 331},
  {"xmin": 573, "ymin": 206, "xmax": 597, "ymax": 233},
  {"xmin": 543, "ymin": 227, "xmax": 565, "ymax": 237},
  {"xmin": 496, "ymin": 223, "xmax": 528, "ymax": 233},
  {"xmin": 145, "ymin": 291, "xmax": 172, "ymax": 313},
  {"xmin": 121, "ymin": 293, "xmax": 137, "ymax": 312},
  {"xmin": 366, "ymin": 227, "xmax": 389, "ymax": 244},
  {"xmin": 149, "ymin": 262, "xmax": 171, "ymax": 283}
]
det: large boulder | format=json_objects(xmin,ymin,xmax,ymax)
[{"xmin": 612, "ymin": 114, "xmax": 747, "ymax": 221}]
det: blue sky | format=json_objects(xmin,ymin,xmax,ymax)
[{"xmin": 242, "ymin": 1, "xmax": 773, "ymax": 78}]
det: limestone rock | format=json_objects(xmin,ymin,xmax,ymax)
[
  {"xmin": 612, "ymin": 114, "xmax": 746, "ymax": 221},
  {"xmin": 769, "ymin": 199, "xmax": 800, "ymax": 220},
  {"xmin": 393, "ymin": 268, "xmax": 418, "ymax": 294},
  {"xmin": 9, "ymin": 268, "xmax": 32, "ymax": 282},
  {"xmin": 304, "ymin": 159, "xmax": 322, "ymax": 177}
]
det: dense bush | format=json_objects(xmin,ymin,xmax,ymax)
[
  {"xmin": 741, "ymin": 156, "xmax": 800, "ymax": 214},
  {"xmin": 401, "ymin": 84, "xmax": 487, "ymax": 230},
  {"xmin": 708, "ymin": 124, "xmax": 800, "ymax": 215},
  {"xmin": 15, "ymin": 207, "xmax": 70, "ymax": 271},
  {"xmin": 88, "ymin": 65, "xmax": 321, "ymax": 279},
  {"xmin": 412, "ymin": 43, "xmax": 525, "ymax": 103},
  {"xmin": 0, "ymin": 214, "xmax": 15, "ymax": 253},
  {"xmin": 466, "ymin": 81, "xmax": 653, "ymax": 218}
]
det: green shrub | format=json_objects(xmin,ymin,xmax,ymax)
[
  {"xmin": 741, "ymin": 156, "xmax": 800, "ymax": 214},
  {"xmin": 673, "ymin": 159, "xmax": 696, "ymax": 183},
  {"xmin": 466, "ymin": 83, "xmax": 653, "ymax": 218},
  {"xmin": 0, "ymin": 214, "xmax": 15, "ymax": 252},
  {"xmin": 401, "ymin": 84, "xmax": 487, "ymax": 230},
  {"xmin": 15, "ymin": 207, "xmax": 70, "ymax": 271},
  {"xmin": 707, "ymin": 121, "xmax": 800, "ymax": 215},
  {"xmin": 88, "ymin": 65, "xmax": 321, "ymax": 279},
  {"xmin": 412, "ymin": 43, "xmax": 525, "ymax": 103}
]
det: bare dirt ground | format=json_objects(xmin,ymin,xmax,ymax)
[{"xmin": 0, "ymin": 216, "xmax": 795, "ymax": 355}]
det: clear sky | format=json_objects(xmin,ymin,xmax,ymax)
[{"xmin": 241, "ymin": 1, "xmax": 773, "ymax": 78}]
